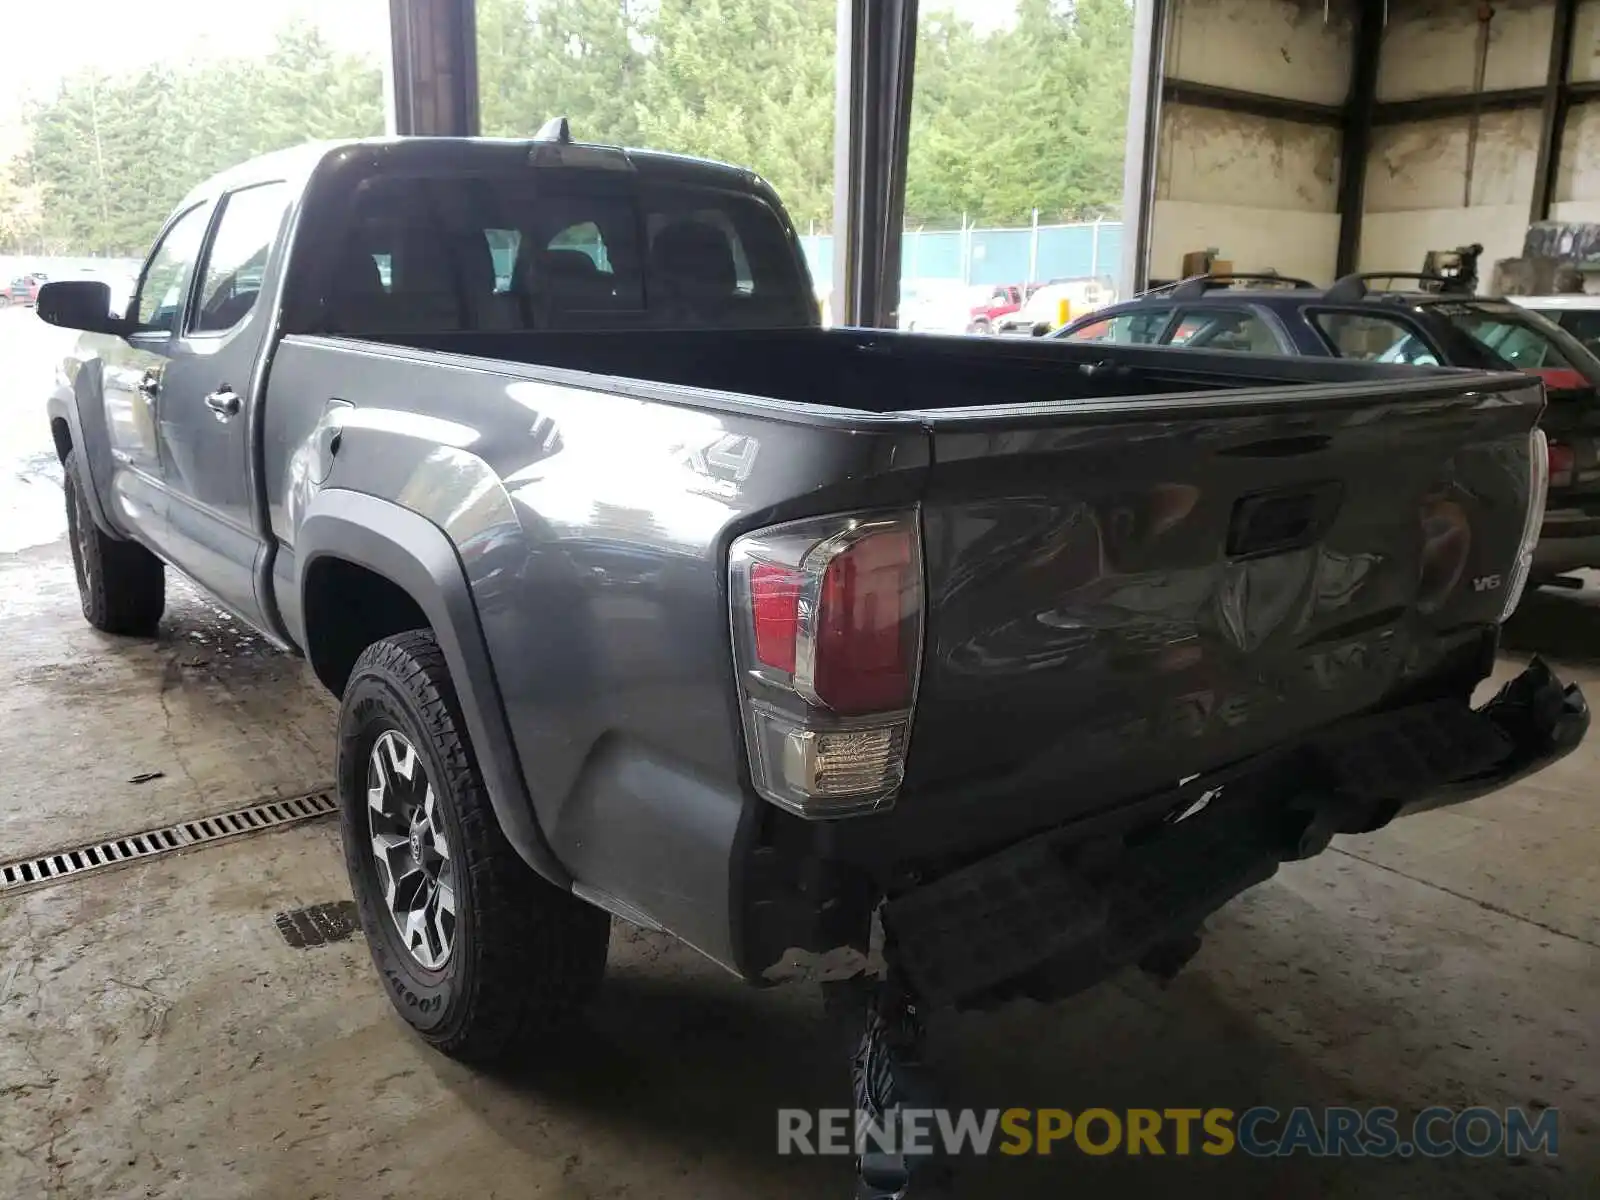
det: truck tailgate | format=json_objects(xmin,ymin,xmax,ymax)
[{"xmin": 903, "ymin": 375, "xmax": 1545, "ymax": 819}]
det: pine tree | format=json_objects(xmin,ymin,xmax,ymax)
[
  {"xmin": 11, "ymin": 0, "xmax": 1134, "ymax": 256},
  {"xmin": 637, "ymin": 0, "xmax": 837, "ymax": 228},
  {"xmin": 478, "ymin": 0, "xmax": 645, "ymax": 142}
]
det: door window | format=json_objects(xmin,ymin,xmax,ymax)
[
  {"xmin": 192, "ymin": 182, "xmax": 291, "ymax": 334},
  {"xmin": 1061, "ymin": 307, "xmax": 1172, "ymax": 344},
  {"xmin": 134, "ymin": 204, "xmax": 212, "ymax": 333},
  {"xmin": 1167, "ymin": 308, "xmax": 1280, "ymax": 353},
  {"xmin": 1313, "ymin": 311, "xmax": 1440, "ymax": 365}
]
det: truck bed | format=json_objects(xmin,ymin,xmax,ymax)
[
  {"xmin": 353, "ymin": 325, "xmax": 1472, "ymax": 414},
  {"xmin": 265, "ymin": 326, "xmax": 1548, "ymax": 951}
]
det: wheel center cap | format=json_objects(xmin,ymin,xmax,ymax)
[{"xmin": 409, "ymin": 822, "xmax": 426, "ymax": 865}]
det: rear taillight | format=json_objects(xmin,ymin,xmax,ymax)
[
  {"xmin": 729, "ymin": 511, "xmax": 923, "ymax": 817},
  {"xmin": 1502, "ymin": 427, "xmax": 1550, "ymax": 621},
  {"xmin": 1548, "ymin": 439, "xmax": 1576, "ymax": 489},
  {"xmin": 750, "ymin": 563, "xmax": 802, "ymax": 672}
]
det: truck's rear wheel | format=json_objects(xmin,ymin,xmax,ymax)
[
  {"xmin": 63, "ymin": 450, "xmax": 165, "ymax": 636},
  {"xmin": 337, "ymin": 630, "xmax": 609, "ymax": 1062}
]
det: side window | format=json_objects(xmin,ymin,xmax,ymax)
[
  {"xmin": 1554, "ymin": 310, "xmax": 1600, "ymax": 356},
  {"xmin": 192, "ymin": 182, "xmax": 291, "ymax": 334},
  {"xmin": 1470, "ymin": 322, "xmax": 1554, "ymax": 367},
  {"xmin": 522, "ymin": 191, "xmax": 643, "ymax": 315},
  {"xmin": 1314, "ymin": 311, "xmax": 1440, "ymax": 365},
  {"xmin": 640, "ymin": 184, "xmax": 811, "ymax": 324},
  {"xmin": 484, "ymin": 229, "xmax": 520, "ymax": 292},
  {"xmin": 548, "ymin": 221, "xmax": 612, "ymax": 273},
  {"xmin": 1064, "ymin": 307, "xmax": 1172, "ymax": 344},
  {"xmin": 134, "ymin": 205, "xmax": 212, "ymax": 333},
  {"xmin": 648, "ymin": 207, "xmax": 755, "ymax": 294},
  {"xmin": 1167, "ymin": 308, "xmax": 1280, "ymax": 354}
]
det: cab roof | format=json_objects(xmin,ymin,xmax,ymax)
[{"xmin": 175, "ymin": 136, "xmax": 774, "ymax": 215}]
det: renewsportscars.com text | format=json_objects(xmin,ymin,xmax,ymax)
[{"xmin": 777, "ymin": 1105, "xmax": 1559, "ymax": 1159}]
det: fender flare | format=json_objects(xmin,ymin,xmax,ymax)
[
  {"xmin": 48, "ymin": 374, "xmax": 120, "ymax": 538},
  {"xmin": 297, "ymin": 488, "xmax": 571, "ymax": 888}
]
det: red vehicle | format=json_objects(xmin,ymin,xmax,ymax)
[
  {"xmin": 3, "ymin": 273, "xmax": 46, "ymax": 307},
  {"xmin": 966, "ymin": 283, "xmax": 1024, "ymax": 334}
]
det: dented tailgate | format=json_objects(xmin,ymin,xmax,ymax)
[{"xmin": 902, "ymin": 373, "xmax": 1546, "ymax": 820}]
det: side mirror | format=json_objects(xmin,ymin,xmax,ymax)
[{"xmin": 36, "ymin": 280, "xmax": 130, "ymax": 336}]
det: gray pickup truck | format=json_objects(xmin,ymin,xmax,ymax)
[{"xmin": 38, "ymin": 134, "xmax": 1586, "ymax": 1170}]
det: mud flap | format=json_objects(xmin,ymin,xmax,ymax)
[{"xmin": 823, "ymin": 974, "xmax": 952, "ymax": 1200}]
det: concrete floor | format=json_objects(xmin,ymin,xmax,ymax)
[{"xmin": 1, "ymin": 316, "xmax": 1598, "ymax": 1198}]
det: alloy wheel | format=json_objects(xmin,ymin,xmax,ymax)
[
  {"xmin": 366, "ymin": 729, "xmax": 456, "ymax": 970},
  {"xmin": 67, "ymin": 478, "xmax": 94, "ymax": 601}
]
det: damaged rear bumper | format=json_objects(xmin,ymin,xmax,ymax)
[{"xmin": 882, "ymin": 658, "xmax": 1588, "ymax": 1011}]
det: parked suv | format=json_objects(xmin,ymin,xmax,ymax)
[{"xmin": 1059, "ymin": 272, "xmax": 1600, "ymax": 580}]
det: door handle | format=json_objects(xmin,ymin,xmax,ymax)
[
  {"xmin": 205, "ymin": 388, "xmax": 241, "ymax": 421},
  {"xmin": 136, "ymin": 373, "xmax": 160, "ymax": 400}
]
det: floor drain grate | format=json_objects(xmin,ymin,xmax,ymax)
[
  {"xmin": 275, "ymin": 900, "xmax": 361, "ymax": 949},
  {"xmin": 0, "ymin": 788, "xmax": 338, "ymax": 897}
]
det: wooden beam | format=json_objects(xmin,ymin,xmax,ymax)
[
  {"xmin": 1160, "ymin": 80, "xmax": 1344, "ymax": 129},
  {"xmin": 1370, "ymin": 86, "xmax": 1545, "ymax": 127}
]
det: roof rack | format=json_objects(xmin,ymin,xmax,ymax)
[
  {"xmin": 1323, "ymin": 272, "xmax": 1455, "ymax": 303},
  {"xmin": 1142, "ymin": 272, "xmax": 1317, "ymax": 301}
]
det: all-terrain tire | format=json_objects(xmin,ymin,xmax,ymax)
[
  {"xmin": 63, "ymin": 449, "xmax": 165, "ymax": 636},
  {"xmin": 337, "ymin": 629, "xmax": 610, "ymax": 1063}
]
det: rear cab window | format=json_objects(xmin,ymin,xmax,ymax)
[{"xmin": 307, "ymin": 165, "xmax": 814, "ymax": 335}]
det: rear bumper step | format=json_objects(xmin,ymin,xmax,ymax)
[{"xmin": 883, "ymin": 658, "xmax": 1587, "ymax": 1010}]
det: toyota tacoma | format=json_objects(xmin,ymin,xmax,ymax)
[{"xmin": 40, "ymin": 131, "xmax": 1587, "ymax": 1196}]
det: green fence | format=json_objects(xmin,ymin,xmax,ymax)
[{"xmin": 798, "ymin": 220, "xmax": 1122, "ymax": 290}]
